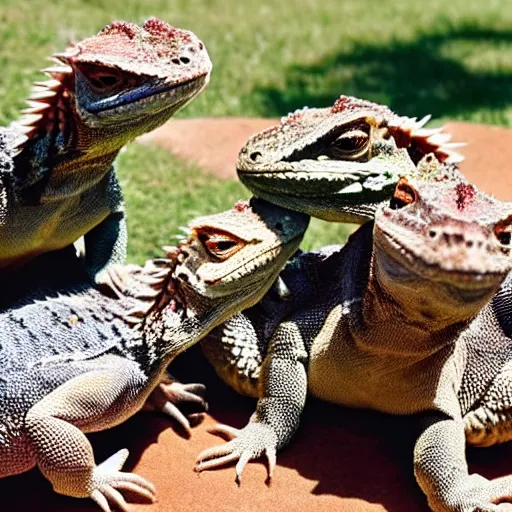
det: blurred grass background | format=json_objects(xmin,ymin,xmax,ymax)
[{"xmin": 1, "ymin": 0, "xmax": 511, "ymax": 262}]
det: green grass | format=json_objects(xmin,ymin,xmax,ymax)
[{"xmin": 1, "ymin": 0, "xmax": 511, "ymax": 261}]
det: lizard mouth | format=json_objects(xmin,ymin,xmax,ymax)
[
  {"xmin": 375, "ymin": 228, "xmax": 504, "ymax": 294},
  {"xmin": 92, "ymin": 74, "xmax": 209, "ymax": 117}
]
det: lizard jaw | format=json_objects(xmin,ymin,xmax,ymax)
[{"xmin": 76, "ymin": 73, "xmax": 209, "ymax": 126}]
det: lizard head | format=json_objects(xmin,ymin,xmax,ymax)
[
  {"xmin": 129, "ymin": 198, "xmax": 309, "ymax": 357},
  {"xmin": 110, "ymin": 198, "xmax": 308, "ymax": 365},
  {"xmin": 373, "ymin": 168, "xmax": 512, "ymax": 324},
  {"xmin": 12, "ymin": 18, "xmax": 211, "ymax": 155},
  {"xmin": 237, "ymin": 95, "xmax": 465, "ymax": 223},
  {"xmin": 170, "ymin": 197, "xmax": 309, "ymax": 328}
]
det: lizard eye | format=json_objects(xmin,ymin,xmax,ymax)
[
  {"xmin": 390, "ymin": 177, "xmax": 417, "ymax": 210},
  {"xmin": 495, "ymin": 216, "xmax": 512, "ymax": 246},
  {"xmin": 89, "ymin": 72, "xmax": 120, "ymax": 88},
  {"xmin": 74, "ymin": 63, "xmax": 126, "ymax": 91},
  {"xmin": 329, "ymin": 124, "xmax": 370, "ymax": 159},
  {"xmin": 198, "ymin": 232, "xmax": 244, "ymax": 260}
]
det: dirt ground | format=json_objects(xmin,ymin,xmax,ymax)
[{"xmin": 4, "ymin": 118, "xmax": 512, "ymax": 512}]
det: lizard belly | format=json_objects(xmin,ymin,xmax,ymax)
[{"xmin": 0, "ymin": 195, "xmax": 110, "ymax": 268}]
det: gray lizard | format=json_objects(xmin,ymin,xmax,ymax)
[
  {"xmin": 196, "ymin": 171, "xmax": 512, "ymax": 512},
  {"xmin": 0, "ymin": 197, "xmax": 308, "ymax": 512},
  {"xmin": 0, "ymin": 17, "xmax": 211, "ymax": 285}
]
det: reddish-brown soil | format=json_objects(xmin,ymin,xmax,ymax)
[{"xmin": 4, "ymin": 118, "xmax": 512, "ymax": 512}]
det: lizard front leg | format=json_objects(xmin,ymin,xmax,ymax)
[
  {"xmin": 196, "ymin": 321, "xmax": 308, "ymax": 482},
  {"xmin": 84, "ymin": 207, "xmax": 127, "ymax": 289},
  {"xmin": 464, "ymin": 360, "xmax": 512, "ymax": 447},
  {"xmin": 83, "ymin": 170, "xmax": 127, "ymax": 289},
  {"xmin": 414, "ymin": 413, "xmax": 512, "ymax": 511},
  {"xmin": 25, "ymin": 358, "xmax": 155, "ymax": 511}
]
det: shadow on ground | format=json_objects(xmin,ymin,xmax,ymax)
[{"xmin": 254, "ymin": 21, "xmax": 512, "ymax": 120}]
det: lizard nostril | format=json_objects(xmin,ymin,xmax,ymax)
[
  {"xmin": 172, "ymin": 58, "xmax": 180, "ymax": 65},
  {"xmin": 180, "ymin": 56, "xmax": 190, "ymax": 64},
  {"xmin": 250, "ymin": 152, "xmax": 262, "ymax": 162}
]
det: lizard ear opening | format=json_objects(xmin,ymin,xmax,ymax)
[{"xmin": 390, "ymin": 177, "xmax": 417, "ymax": 210}]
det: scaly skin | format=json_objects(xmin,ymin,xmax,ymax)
[
  {"xmin": 237, "ymin": 95, "xmax": 466, "ymax": 223},
  {"xmin": 198, "ymin": 175, "xmax": 512, "ymax": 512},
  {"xmin": 1, "ymin": 18, "xmax": 211, "ymax": 283},
  {"xmin": 0, "ymin": 197, "xmax": 308, "ymax": 511}
]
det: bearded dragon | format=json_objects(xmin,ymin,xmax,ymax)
[
  {"xmin": 0, "ymin": 198, "xmax": 308, "ymax": 512},
  {"xmin": 237, "ymin": 95, "xmax": 466, "ymax": 223},
  {"xmin": 0, "ymin": 17, "xmax": 211, "ymax": 284},
  {"xmin": 196, "ymin": 170, "xmax": 512, "ymax": 512}
]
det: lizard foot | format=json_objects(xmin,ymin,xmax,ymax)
[
  {"xmin": 93, "ymin": 264, "xmax": 141, "ymax": 299},
  {"xmin": 195, "ymin": 422, "xmax": 277, "ymax": 483},
  {"xmin": 144, "ymin": 380, "xmax": 208, "ymax": 434},
  {"xmin": 89, "ymin": 449, "xmax": 156, "ymax": 512}
]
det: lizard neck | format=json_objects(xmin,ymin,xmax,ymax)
[
  {"xmin": 138, "ymin": 306, "xmax": 219, "ymax": 375},
  {"xmin": 12, "ymin": 70, "xmax": 133, "ymax": 202},
  {"xmin": 359, "ymin": 264, "xmax": 471, "ymax": 359},
  {"xmin": 119, "ymin": 258, "xmax": 222, "ymax": 373}
]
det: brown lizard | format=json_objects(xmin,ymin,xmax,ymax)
[
  {"xmin": 0, "ymin": 17, "xmax": 211, "ymax": 285},
  {"xmin": 237, "ymin": 95, "xmax": 466, "ymax": 223},
  {"xmin": 197, "ymin": 165, "xmax": 512, "ymax": 512}
]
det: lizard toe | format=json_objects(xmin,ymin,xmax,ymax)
[
  {"xmin": 144, "ymin": 380, "xmax": 208, "ymax": 433},
  {"xmin": 195, "ymin": 422, "xmax": 278, "ymax": 482},
  {"xmin": 161, "ymin": 401, "xmax": 192, "ymax": 434},
  {"xmin": 160, "ymin": 381, "xmax": 208, "ymax": 411},
  {"xmin": 89, "ymin": 449, "xmax": 156, "ymax": 511}
]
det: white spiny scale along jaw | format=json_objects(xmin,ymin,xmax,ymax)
[
  {"xmin": 373, "ymin": 176, "xmax": 512, "ymax": 322},
  {"xmin": 386, "ymin": 115, "xmax": 467, "ymax": 164},
  {"xmin": 170, "ymin": 198, "xmax": 309, "ymax": 322}
]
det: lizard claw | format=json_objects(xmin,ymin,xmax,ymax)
[
  {"xmin": 93, "ymin": 264, "xmax": 141, "ymax": 299},
  {"xmin": 89, "ymin": 449, "xmax": 156, "ymax": 512},
  {"xmin": 195, "ymin": 422, "xmax": 277, "ymax": 483},
  {"xmin": 144, "ymin": 380, "xmax": 208, "ymax": 434}
]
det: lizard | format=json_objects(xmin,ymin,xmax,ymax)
[
  {"xmin": 236, "ymin": 94, "xmax": 467, "ymax": 224},
  {"xmin": 196, "ymin": 170, "xmax": 512, "ymax": 512},
  {"xmin": 0, "ymin": 17, "xmax": 211, "ymax": 285},
  {"xmin": 0, "ymin": 197, "xmax": 309, "ymax": 512}
]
